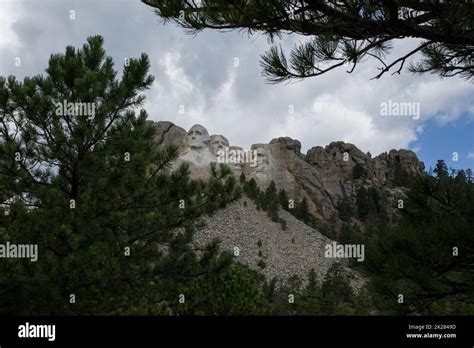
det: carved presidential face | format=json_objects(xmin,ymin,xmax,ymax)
[
  {"xmin": 187, "ymin": 124, "xmax": 210, "ymax": 149},
  {"xmin": 210, "ymin": 135, "xmax": 229, "ymax": 156},
  {"xmin": 252, "ymin": 145, "xmax": 270, "ymax": 172},
  {"xmin": 229, "ymin": 146, "xmax": 244, "ymax": 169}
]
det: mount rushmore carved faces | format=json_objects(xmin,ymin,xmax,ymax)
[
  {"xmin": 252, "ymin": 144, "xmax": 271, "ymax": 172},
  {"xmin": 210, "ymin": 135, "xmax": 229, "ymax": 156},
  {"xmin": 179, "ymin": 124, "xmax": 258, "ymax": 170},
  {"xmin": 187, "ymin": 124, "xmax": 210, "ymax": 149},
  {"xmin": 178, "ymin": 124, "xmax": 216, "ymax": 166}
]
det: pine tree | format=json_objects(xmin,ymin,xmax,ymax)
[
  {"xmin": 466, "ymin": 168, "xmax": 473, "ymax": 183},
  {"xmin": 244, "ymin": 177, "xmax": 259, "ymax": 199},
  {"xmin": 454, "ymin": 170, "xmax": 467, "ymax": 184},
  {"xmin": 258, "ymin": 191, "xmax": 268, "ymax": 211},
  {"xmin": 239, "ymin": 172, "xmax": 246, "ymax": 184},
  {"xmin": 265, "ymin": 180, "xmax": 277, "ymax": 199},
  {"xmin": 178, "ymin": 261, "xmax": 270, "ymax": 315},
  {"xmin": 144, "ymin": 1, "xmax": 474, "ymax": 81},
  {"xmin": 0, "ymin": 36, "xmax": 239, "ymax": 315},
  {"xmin": 337, "ymin": 197, "xmax": 353, "ymax": 221},
  {"xmin": 365, "ymin": 168, "xmax": 474, "ymax": 314},
  {"xmin": 307, "ymin": 268, "xmax": 318, "ymax": 292},
  {"xmin": 367, "ymin": 187, "xmax": 381, "ymax": 216},
  {"xmin": 296, "ymin": 197, "xmax": 310, "ymax": 223},
  {"xmin": 278, "ymin": 188, "xmax": 289, "ymax": 211},
  {"xmin": 269, "ymin": 208, "xmax": 279, "ymax": 223},
  {"xmin": 321, "ymin": 263, "xmax": 354, "ymax": 306},
  {"xmin": 434, "ymin": 159, "xmax": 449, "ymax": 179},
  {"xmin": 292, "ymin": 263, "xmax": 355, "ymax": 315},
  {"xmin": 356, "ymin": 187, "xmax": 369, "ymax": 219},
  {"xmin": 352, "ymin": 163, "xmax": 366, "ymax": 180},
  {"xmin": 392, "ymin": 161, "xmax": 411, "ymax": 187}
]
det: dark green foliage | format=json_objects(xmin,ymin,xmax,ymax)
[
  {"xmin": 321, "ymin": 263, "xmax": 354, "ymax": 305},
  {"xmin": 244, "ymin": 178, "xmax": 318, "ymax": 235},
  {"xmin": 176, "ymin": 259, "xmax": 271, "ymax": 315},
  {"xmin": 0, "ymin": 37, "xmax": 241, "ymax": 315},
  {"xmin": 434, "ymin": 159, "xmax": 449, "ymax": 179},
  {"xmin": 392, "ymin": 161, "xmax": 412, "ymax": 187},
  {"xmin": 257, "ymin": 192, "xmax": 264, "ymax": 209},
  {"xmin": 206, "ymin": 163, "xmax": 242, "ymax": 211},
  {"xmin": 269, "ymin": 209, "xmax": 280, "ymax": 223},
  {"xmin": 239, "ymin": 172, "xmax": 246, "ymax": 184},
  {"xmin": 278, "ymin": 188, "xmax": 289, "ymax": 210},
  {"xmin": 355, "ymin": 186, "xmax": 387, "ymax": 223},
  {"xmin": 261, "ymin": 276, "xmax": 277, "ymax": 307},
  {"xmin": 367, "ymin": 187, "xmax": 379, "ymax": 214},
  {"xmin": 364, "ymin": 169, "xmax": 474, "ymax": 314},
  {"xmin": 274, "ymin": 264, "xmax": 364, "ymax": 315},
  {"xmin": 257, "ymin": 259, "xmax": 266, "ymax": 269},
  {"xmin": 454, "ymin": 169, "xmax": 466, "ymax": 183},
  {"xmin": 339, "ymin": 223, "xmax": 363, "ymax": 244},
  {"xmin": 295, "ymin": 197, "xmax": 310, "ymax": 223},
  {"xmin": 265, "ymin": 180, "xmax": 277, "ymax": 198},
  {"xmin": 260, "ymin": 180, "xmax": 279, "ymax": 215},
  {"xmin": 308, "ymin": 220, "xmax": 336, "ymax": 240},
  {"xmin": 242, "ymin": 179, "xmax": 286, "ymax": 230},
  {"xmin": 352, "ymin": 163, "xmax": 366, "ymax": 180},
  {"xmin": 356, "ymin": 187, "xmax": 370, "ymax": 219},
  {"xmin": 243, "ymin": 178, "xmax": 259, "ymax": 199},
  {"xmin": 307, "ymin": 269, "xmax": 318, "ymax": 291},
  {"xmin": 266, "ymin": 266, "xmax": 372, "ymax": 315},
  {"xmin": 233, "ymin": 185, "xmax": 242, "ymax": 200},
  {"xmin": 337, "ymin": 197, "xmax": 353, "ymax": 221},
  {"xmin": 143, "ymin": 1, "xmax": 474, "ymax": 82},
  {"xmin": 2, "ymin": 35, "xmax": 470, "ymax": 317}
]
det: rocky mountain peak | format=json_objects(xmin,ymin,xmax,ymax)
[
  {"xmin": 147, "ymin": 120, "xmax": 425, "ymax": 225},
  {"xmin": 269, "ymin": 137, "xmax": 302, "ymax": 155}
]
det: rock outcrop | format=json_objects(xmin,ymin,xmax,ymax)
[
  {"xmin": 148, "ymin": 120, "xmax": 424, "ymax": 285},
  {"xmin": 147, "ymin": 120, "xmax": 187, "ymax": 151},
  {"xmin": 148, "ymin": 120, "xmax": 425, "ymax": 225}
]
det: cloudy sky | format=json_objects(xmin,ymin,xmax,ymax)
[{"xmin": 0, "ymin": 0, "xmax": 473, "ymax": 170}]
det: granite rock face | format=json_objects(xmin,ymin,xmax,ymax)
[
  {"xmin": 148, "ymin": 120, "xmax": 423, "ymax": 285},
  {"xmin": 147, "ymin": 120, "xmax": 187, "ymax": 151},
  {"xmin": 148, "ymin": 120, "xmax": 425, "ymax": 223}
]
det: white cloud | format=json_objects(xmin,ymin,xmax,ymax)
[
  {"xmin": 159, "ymin": 52, "xmax": 195, "ymax": 95},
  {"xmin": 0, "ymin": 1, "xmax": 21, "ymax": 47},
  {"xmin": 1, "ymin": 0, "xmax": 473, "ymax": 160},
  {"xmin": 270, "ymin": 94, "xmax": 418, "ymax": 155}
]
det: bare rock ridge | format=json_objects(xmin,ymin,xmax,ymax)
[
  {"xmin": 147, "ymin": 120, "xmax": 187, "ymax": 151},
  {"xmin": 148, "ymin": 120, "xmax": 425, "ymax": 225}
]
